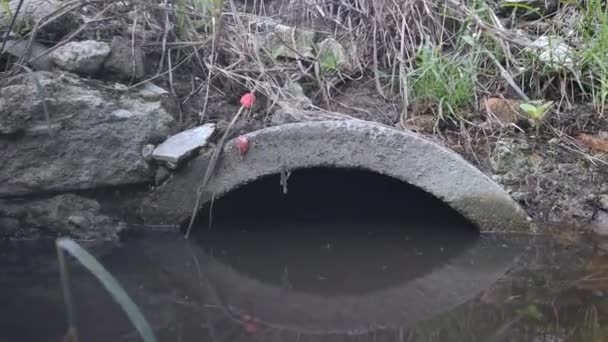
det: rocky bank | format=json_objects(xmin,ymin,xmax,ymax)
[{"xmin": 1, "ymin": 0, "xmax": 608, "ymax": 240}]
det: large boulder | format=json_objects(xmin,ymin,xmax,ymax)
[{"xmin": 0, "ymin": 71, "xmax": 174, "ymax": 197}]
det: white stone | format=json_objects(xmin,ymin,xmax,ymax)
[
  {"xmin": 525, "ymin": 36, "xmax": 574, "ymax": 71},
  {"xmin": 152, "ymin": 123, "xmax": 216, "ymax": 164},
  {"xmin": 51, "ymin": 40, "xmax": 110, "ymax": 75},
  {"xmin": 139, "ymin": 81, "xmax": 169, "ymax": 100},
  {"xmin": 111, "ymin": 109, "xmax": 135, "ymax": 119}
]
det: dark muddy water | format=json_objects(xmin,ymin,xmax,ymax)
[{"xmin": 1, "ymin": 169, "xmax": 607, "ymax": 342}]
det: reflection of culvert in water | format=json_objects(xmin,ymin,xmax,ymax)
[
  {"xmin": 141, "ymin": 120, "xmax": 534, "ymax": 232},
  {"xmin": 191, "ymin": 235, "xmax": 522, "ymax": 336}
]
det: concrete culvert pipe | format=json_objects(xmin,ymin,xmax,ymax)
[{"xmin": 140, "ymin": 120, "xmax": 533, "ymax": 232}]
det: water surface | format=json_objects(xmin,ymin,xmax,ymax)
[{"xmin": 1, "ymin": 169, "xmax": 605, "ymax": 341}]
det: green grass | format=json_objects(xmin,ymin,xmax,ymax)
[
  {"xmin": 176, "ymin": 0, "xmax": 225, "ymax": 34},
  {"xmin": 0, "ymin": 0, "xmax": 11, "ymax": 18},
  {"xmin": 577, "ymin": 0, "xmax": 608, "ymax": 114},
  {"xmin": 406, "ymin": 45, "xmax": 476, "ymax": 121},
  {"xmin": 56, "ymin": 238, "xmax": 157, "ymax": 342}
]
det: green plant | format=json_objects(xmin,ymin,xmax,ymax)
[
  {"xmin": 1, "ymin": 0, "xmax": 12, "ymax": 18},
  {"xmin": 406, "ymin": 46, "xmax": 476, "ymax": 121},
  {"xmin": 577, "ymin": 0, "xmax": 608, "ymax": 114},
  {"xmin": 500, "ymin": 1, "xmax": 541, "ymax": 17},
  {"xmin": 175, "ymin": 0, "xmax": 187, "ymax": 34},
  {"xmin": 319, "ymin": 50, "xmax": 338, "ymax": 73},
  {"xmin": 56, "ymin": 238, "xmax": 157, "ymax": 342},
  {"xmin": 519, "ymin": 100, "xmax": 553, "ymax": 134},
  {"xmin": 193, "ymin": 0, "xmax": 224, "ymax": 21},
  {"xmin": 175, "ymin": 0, "xmax": 224, "ymax": 35}
]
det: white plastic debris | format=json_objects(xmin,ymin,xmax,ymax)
[
  {"xmin": 525, "ymin": 36, "xmax": 574, "ymax": 71},
  {"xmin": 151, "ymin": 123, "xmax": 216, "ymax": 165}
]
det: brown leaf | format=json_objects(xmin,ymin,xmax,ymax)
[
  {"xmin": 577, "ymin": 133, "xmax": 608, "ymax": 153},
  {"xmin": 483, "ymin": 97, "xmax": 526, "ymax": 125}
]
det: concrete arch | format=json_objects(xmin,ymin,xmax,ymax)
[{"xmin": 141, "ymin": 120, "xmax": 533, "ymax": 232}]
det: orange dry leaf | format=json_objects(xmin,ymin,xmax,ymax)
[
  {"xmin": 483, "ymin": 97, "xmax": 527, "ymax": 125},
  {"xmin": 577, "ymin": 133, "xmax": 608, "ymax": 153}
]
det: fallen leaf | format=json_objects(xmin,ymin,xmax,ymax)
[
  {"xmin": 577, "ymin": 133, "xmax": 608, "ymax": 153},
  {"xmin": 483, "ymin": 97, "xmax": 527, "ymax": 125}
]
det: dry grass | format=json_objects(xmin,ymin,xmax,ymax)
[
  {"xmin": 3, "ymin": 0, "xmax": 608, "ymax": 119},
  {"xmin": 2, "ymin": 0, "xmax": 607, "ymax": 167}
]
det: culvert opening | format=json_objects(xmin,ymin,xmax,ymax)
[{"xmin": 191, "ymin": 167, "xmax": 480, "ymax": 296}]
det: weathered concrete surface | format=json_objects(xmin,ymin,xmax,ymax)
[
  {"xmin": 141, "ymin": 120, "xmax": 534, "ymax": 232},
  {"xmin": 0, "ymin": 71, "xmax": 174, "ymax": 197}
]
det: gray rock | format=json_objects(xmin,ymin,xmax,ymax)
[
  {"xmin": 0, "ymin": 71, "xmax": 174, "ymax": 197},
  {"xmin": 598, "ymin": 194, "xmax": 608, "ymax": 211},
  {"xmin": 524, "ymin": 36, "xmax": 574, "ymax": 71},
  {"xmin": 139, "ymin": 81, "xmax": 169, "ymax": 100},
  {"xmin": 490, "ymin": 138, "xmax": 532, "ymax": 174},
  {"xmin": 50, "ymin": 40, "xmax": 111, "ymax": 75},
  {"xmin": 0, "ymin": 217, "xmax": 20, "ymax": 236},
  {"xmin": 141, "ymin": 144, "xmax": 155, "ymax": 161},
  {"xmin": 152, "ymin": 123, "xmax": 216, "ymax": 165},
  {"xmin": 155, "ymin": 166, "xmax": 171, "ymax": 186},
  {"xmin": 104, "ymin": 36, "xmax": 146, "ymax": 80},
  {"xmin": 278, "ymin": 80, "xmax": 313, "ymax": 110},
  {"xmin": 317, "ymin": 37, "xmax": 352, "ymax": 73},
  {"xmin": 592, "ymin": 211, "xmax": 608, "ymax": 236},
  {"xmin": 2, "ymin": 39, "xmax": 53, "ymax": 71},
  {"xmin": 0, "ymin": 194, "xmax": 124, "ymax": 240},
  {"xmin": 0, "ymin": 0, "xmax": 78, "ymax": 39},
  {"xmin": 110, "ymin": 108, "xmax": 135, "ymax": 120},
  {"xmin": 260, "ymin": 24, "xmax": 315, "ymax": 60}
]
